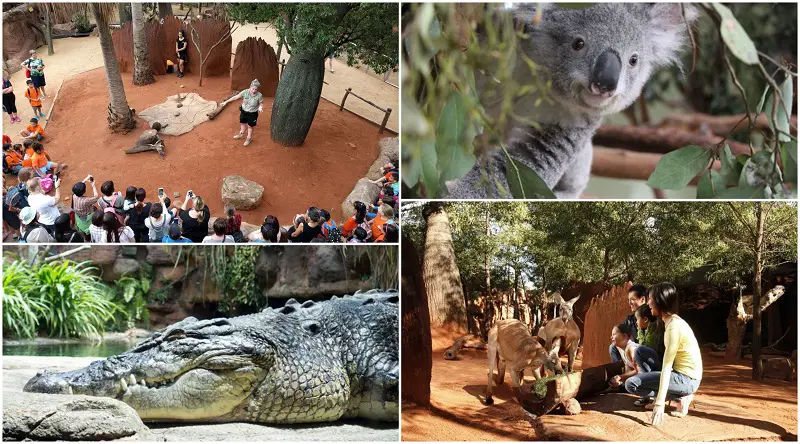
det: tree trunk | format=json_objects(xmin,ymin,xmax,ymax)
[
  {"xmin": 463, "ymin": 281, "xmax": 473, "ymax": 335},
  {"xmin": 725, "ymin": 298, "xmax": 747, "ymax": 361},
  {"xmin": 270, "ymin": 51, "xmax": 324, "ymax": 147},
  {"xmin": 401, "ymin": 233, "xmax": 432, "ymax": 406},
  {"xmin": 118, "ymin": 3, "xmax": 132, "ymax": 25},
  {"xmin": 276, "ymin": 35, "xmax": 285, "ymax": 62},
  {"xmin": 158, "ymin": 3, "xmax": 174, "ymax": 18},
  {"xmin": 93, "ymin": 4, "xmax": 136, "ymax": 133},
  {"xmin": 422, "ymin": 203, "xmax": 467, "ymax": 330},
  {"xmin": 753, "ymin": 202, "xmax": 765, "ymax": 380},
  {"xmin": 131, "ymin": 3, "xmax": 155, "ymax": 86},
  {"xmin": 44, "ymin": 7, "xmax": 54, "ymax": 55}
]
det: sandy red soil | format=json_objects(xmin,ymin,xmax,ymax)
[
  {"xmin": 402, "ymin": 327, "xmax": 798, "ymax": 441},
  {"xmin": 33, "ymin": 68, "xmax": 381, "ymax": 225}
]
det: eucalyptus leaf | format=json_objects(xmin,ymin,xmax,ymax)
[
  {"xmin": 436, "ymin": 93, "xmax": 477, "ymax": 183},
  {"xmin": 780, "ymin": 141, "xmax": 797, "ymax": 184},
  {"xmin": 713, "ymin": 3, "xmax": 759, "ymax": 65},
  {"xmin": 506, "ymin": 159, "xmax": 556, "ymax": 199},
  {"xmin": 419, "ymin": 138, "xmax": 439, "ymax": 196},
  {"xmin": 736, "ymin": 154, "xmax": 750, "ymax": 166},
  {"xmin": 756, "ymin": 84, "xmax": 770, "ymax": 114},
  {"xmin": 697, "ymin": 170, "xmax": 726, "ymax": 199},
  {"xmin": 647, "ymin": 145, "xmax": 712, "ymax": 190},
  {"xmin": 764, "ymin": 77, "xmax": 794, "ymax": 142},
  {"xmin": 401, "ymin": 143, "xmax": 422, "ymax": 187},
  {"xmin": 719, "ymin": 144, "xmax": 743, "ymax": 186}
]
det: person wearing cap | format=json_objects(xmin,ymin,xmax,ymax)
[
  {"xmin": 220, "ymin": 79, "xmax": 264, "ymax": 147},
  {"xmin": 19, "ymin": 206, "xmax": 54, "ymax": 243}
]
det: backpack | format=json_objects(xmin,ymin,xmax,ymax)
[
  {"xmin": 99, "ymin": 193, "xmax": 125, "ymax": 224},
  {"xmin": 40, "ymin": 174, "xmax": 54, "ymax": 193},
  {"xmin": 232, "ymin": 230, "xmax": 245, "ymax": 243},
  {"xmin": 6, "ymin": 184, "xmax": 29, "ymax": 210},
  {"xmin": 147, "ymin": 216, "xmax": 169, "ymax": 242},
  {"xmin": 325, "ymin": 226, "xmax": 342, "ymax": 243}
]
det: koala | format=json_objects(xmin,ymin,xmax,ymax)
[{"xmin": 446, "ymin": 3, "xmax": 698, "ymax": 199}]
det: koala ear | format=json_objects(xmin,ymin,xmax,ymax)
[
  {"xmin": 645, "ymin": 3, "xmax": 697, "ymax": 68},
  {"xmin": 511, "ymin": 3, "xmax": 549, "ymax": 28}
]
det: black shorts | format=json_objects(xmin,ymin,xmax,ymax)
[
  {"xmin": 3, "ymin": 93, "xmax": 17, "ymax": 114},
  {"xmin": 239, "ymin": 107, "xmax": 258, "ymax": 127},
  {"xmin": 178, "ymin": 52, "xmax": 187, "ymax": 61},
  {"xmin": 31, "ymin": 75, "xmax": 46, "ymax": 89}
]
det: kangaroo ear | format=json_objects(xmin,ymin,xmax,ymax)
[{"xmin": 568, "ymin": 295, "xmax": 581, "ymax": 307}]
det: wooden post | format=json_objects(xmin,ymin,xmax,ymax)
[
  {"xmin": 340, "ymin": 88, "xmax": 352, "ymax": 111},
  {"xmin": 44, "ymin": 7, "xmax": 54, "ymax": 55},
  {"xmin": 380, "ymin": 108, "xmax": 392, "ymax": 134},
  {"xmin": 279, "ymin": 59, "xmax": 285, "ymax": 79}
]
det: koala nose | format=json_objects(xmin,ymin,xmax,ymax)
[{"xmin": 590, "ymin": 49, "xmax": 621, "ymax": 95}]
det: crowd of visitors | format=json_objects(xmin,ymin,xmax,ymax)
[{"xmin": 3, "ymin": 136, "xmax": 399, "ymax": 244}]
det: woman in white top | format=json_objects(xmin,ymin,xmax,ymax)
[
  {"xmin": 26, "ymin": 176, "xmax": 61, "ymax": 229},
  {"xmin": 100, "ymin": 211, "xmax": 134, "ymax": 243},
  {"xmin": 609, "ymin": 323, "xmax": 640, "ymax": 390},
  {"xmin": 145, "ymin": 201, "xmax": 172, "ymax": 242},
  {"xmin": 202, "ymin": 218, "xmax": 235, "ymax": 243}
]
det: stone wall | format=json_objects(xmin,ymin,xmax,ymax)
[{"xmin": 3, "ymin": 4, "xmax": 45, "ymax": 75}]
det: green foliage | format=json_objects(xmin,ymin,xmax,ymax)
[
  {"xmin": 107, "ymin": 269, "xmax": 152, "ymax": 331},
  {"xmin": 402, "ymin": 201, "xmax": 797, "ymax": 298},
  {"xmin": 402, "ymin": 4, "xmax": 551, "ymax": 197},
  {"xmin": 2, "ymin": 260, "xmax": 120, "ymax": 339},
  {"xmin": 2, "ymin": 261, "xmax": 47, "ymax": 339},
  {"xmin": 73, "ymin": 11, "xmax": 93, "ymax": 33},
  {"xmin": 226, "ymin": 3, "xmax": 398, "ymax": 74},
  {"xmin": 647, "ymin": 5, "xmax": 797, "ymax": 199},
  {"xmin": 215, "ymin": 247, "xmax": 263, "ymax": 314}
]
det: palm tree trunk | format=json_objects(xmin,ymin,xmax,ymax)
[
  {"xmin": 93, "ymin": 3, "xmax": 136, "ymax": 133},
  {"xmin": 131, "ymin": 3, "xmax": 155, "ymax": 86},
  {"xmin": 422, "ymin": 202, "xmax": 467, "ymax": 330}
]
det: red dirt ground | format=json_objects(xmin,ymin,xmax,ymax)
[
  {"xmin": 402, "ymin": 327, "xmax": 798, "ymax": 441},
  {"xmin": 35, "ymin": 68, "xmax": 381, "ymax": 225}
]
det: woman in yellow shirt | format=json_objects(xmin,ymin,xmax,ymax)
[{"xmin": 624, "ymin": 282, "xmax": 702, "ymax": 426}]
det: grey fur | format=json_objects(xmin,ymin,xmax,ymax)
[{"xmin": 446, "ymin": 3, "xmax": 697, "ymax": 199}]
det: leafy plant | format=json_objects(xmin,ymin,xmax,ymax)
[
  {"xmin": 647, "ymin": 4, "xmax": 797, "ymax": 199},
  {"xmin": 402, "ymin": 3, "xmax": 553, "ymax": 198},
  {"xmin": 217, "ymin": 246, "xmax": 262, "ymax": 314},
  {"xmin": 73, "ymin": 11, "xmax": 92, "ymax": 33},
  {"xmin": 107, "ymin": 273, "xmax": 151, "ymax": 331},
  {"xmin": 2, "ymin": 260, "xmax": 47, "ymax": 339}
]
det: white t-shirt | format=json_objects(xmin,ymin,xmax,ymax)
[
  {"xmin": 99, "ymin": 226, "xmax": 135, "ymax": 243},
  {"xmin": 617, "ymin": 341, "xmax": 640, "ymax": 371},
  {"xmin": 145, "ymin": 213, "xmax": 172, "ymax": 241},
  {"xmin": 27, "ymin": 193, "xmax": 61, "ymax": 225},
  {"xmin": 202, "ymin": 235, "xmax": 235, "ymax": 243}
]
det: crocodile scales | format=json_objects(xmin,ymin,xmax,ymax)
[{"xmin": 24, "ymin": 290, "xmax": 399, "ymax": 424}]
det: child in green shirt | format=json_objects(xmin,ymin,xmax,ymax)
[{"xmin": 635, "ymin": 303, "xmax": 658, "ymax": 350}]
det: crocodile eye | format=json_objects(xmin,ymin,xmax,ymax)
[
  {"xmin": 572, "ymin": 38, "xmax": 585, "ymax": 51},
  {"xmin": 629, "ymin": 54, "xmax": 638, "ymax": 66}
]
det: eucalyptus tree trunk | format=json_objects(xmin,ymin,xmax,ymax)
[
  {"xmin": 422, "ymin": 202, "xmax": 467, "ymax": 330},
  {"xmin": 93, "ymin": 3, "xmax": 136, "ymax": 133},
  {"xmin": 401, "ymin": 233, "xmax": 432, "ymax": 406},
  {"xmin": 131, "ymin": 3, "xmax": 155, "ymax": 86},
  {"xmin": 752, "ymin": 202, "xmax": 764, "ymax": 380},
  {"xmin": 158, "ymin": 3, "xmax": 174, "ymax": 18},
  {"xmin": 270, "ymin": 51, "xmax": 325, "ymax": 146},
  {"xmin": 118, "ymin": 3, "xmax": 132, "ymax": 25}
]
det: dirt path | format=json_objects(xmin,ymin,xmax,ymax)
[
  {"xmin": 402, "ymin": 328, "xmax": 798, "ymax": 442},
  {"xmin": 25, "ymin": 68, "xmax": 381, "ymax": 225}
]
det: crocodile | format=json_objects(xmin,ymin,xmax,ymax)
[{"xmin": 23, "ymin": 290, "xmax": 398, "ymax": 424}]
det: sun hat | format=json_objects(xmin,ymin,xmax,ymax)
[
  {"xmin": 250, "ymin": 79, "xmax": 261, "ymax": 88},
  {"xmin": 20, "ymin": 207, "xmax": 36, "ymax": 225}
]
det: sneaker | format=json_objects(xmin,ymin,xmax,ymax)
[
  {"xmin": 243, "ymin": 139, "xmax": 251, "ymax": 147},
  {"xmin": 39, "ymin": 112, "xmax": 46, "ymax": 118},
  {"xmin": 634, "ymin": 397, "xmax": 651, "ymax": 406},
  {"xmin": 233, "ymin": 133, "xmax": 245, "ymax": 140}
]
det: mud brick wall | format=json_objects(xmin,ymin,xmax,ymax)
[
  {"xmin": 231, "ymin": 37, "xmax": 279, "ymax": 96},
  {"xmin": 112, "ymin": 17, "xmax": 231, "ymax": 77},
  {"xmin": 582, "ymin": 282, "xmax": 633, "ymax": 368}
]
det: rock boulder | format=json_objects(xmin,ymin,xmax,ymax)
[
  {"xmin": 100, "ymin": 258, "xmax": 141, "ymax": 282},
  {"xmin": 340, "ymin": 179, "xmax": 380, "ymax": 221},
  {"xmin": 222, "ymin": 175, "xmax": 264, "ymax": 210},
  {"xmin": 3, "ymin": 392, "xmax": 154, "ymax": 441},
  {"xmin": 366, "ymin": 137, "xmax": 399, "ymax": 181}
]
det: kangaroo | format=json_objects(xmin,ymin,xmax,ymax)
[
  {"xmin": 541, "ymin": 294, "xmax": 582, "ymax": 373},
  {"xmin": 486, "ymin": 319, "xmax": 561, "ymax": 405}
]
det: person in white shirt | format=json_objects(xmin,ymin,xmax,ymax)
[
  {"xmin": 202, "ymin": 218, "xmax": 235, "ymax": 243},
  {"xmin": 18, "ymin": 206, "xmax": 54, "ymax": 243},
  {"xmin": 26, "ymin": 176, "xmax": 61, "ymax": 229},
  {"xmin": 100, "ymin": 211, "xmax": 134, "ymax": 243}
]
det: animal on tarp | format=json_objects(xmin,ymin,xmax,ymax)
[
  {"xmin": 485, "ymin": 318, "xmax": 561, "ymax": 405},
  {"xmin": 23, "ymin": 290, "xmax": 398, "ymax": 424},
  {"xmin": 540, "ymin": 293, "xmax": 581, "ymax": 373}
]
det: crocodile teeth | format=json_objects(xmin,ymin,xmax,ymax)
[
  {"xmin": 67, "ymin": 386, "xmax": 73, "ymax": 395},
  {"xmin": 120, "ymin": 378, "xmax": 128, "ymax": 391},
  {"xmin": 129, "ymin": 375, "xmax": 137, "ymax": 386}
]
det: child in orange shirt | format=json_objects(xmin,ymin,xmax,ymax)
[
  {"xmin": 20, "ymin": 117, "xmax": 44, "ymax": 141},
  {"xmin": 4, "ymin": 143, "xmax": 23, "ymax": 174},
  {"xmin": 23, "ymin": 79, "xmax": 45, "ymax": 118},
  {"xmin": 30, "ymin": 141, "xmax": 64, "ymax": 177}
]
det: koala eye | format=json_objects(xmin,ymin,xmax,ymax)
[
  {"xmin": 629, "ymin": 54, "xmax": 639, "ymax": 67},
  {"xmin": 571, "ymin": 38, "xmax": 585, "ymax": 51}
]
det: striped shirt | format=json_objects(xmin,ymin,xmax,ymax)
[{"xmin": 72, "ymin": 195, "xmax": 99, "ymax": 217}]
